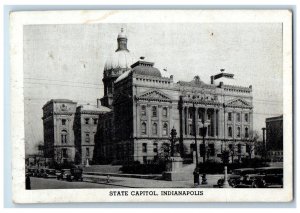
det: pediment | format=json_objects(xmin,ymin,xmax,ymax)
[
  {"xmin": 137, "ymin": 90, "xmax": 171, "ymax": 101},
  {"xmin": 226, "ymin": 99, "xmax": 252, "ymax": 108}
]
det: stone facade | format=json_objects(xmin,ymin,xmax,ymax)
[
  {"xmin": 42, "ymin": 99, "xmax": 77, "ymax": 163},
  {"xmin": 42, "ymin": 99, "xmax": 110, "ymax": 164},
  {"xmin": 94, "ymin": 29, "xmax": 254, "ymax": 165}
]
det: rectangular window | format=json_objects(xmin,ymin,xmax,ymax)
[
  {"xmin": 246, "ymin": 144, "xmax": 251, "ymax": 153},
  {"xmin": 141, "ymin": 105, "xmax": 147, "ymax": 116},
  {"xmin": 153, "ymin": 143, "xmax": 158, "ymax": 153},
  {"xmin": 152, "ymin": 106, "xmax": 157, "ymax": 117},
  {"xmin": 142, "ymin": 143, "xmax": 147, "ymax": 152},
  {"xmin": 62, "ymin": 119, "xmax": 66, "ymax": 125},
  {"xmin": 200, "ymin": 144, "xmax": 205, "ymax": 157},
  {"xmin": 141, "ymin": 123, "xmax": 147, "ymax": 135},
  {"xmin": 85, "ymin": 118, "xmax": 89, "ymax": 124},
  {"xmin": 93, "ymin": 118, "xmax": 98, "ymax": 125},
  {"xmin": 85, "ymin": 133, "xmax": 90, "ymax": 142},
  {"xmin": 208, "ymin": 144, "xmax": 215, "ymax": 156},
  {"xmin": 189, "ymin": 124, "xmax": 193, "ymax": 135},
  {"xmin": 162, "ymin": 107, "xmax": 168, "ymax": 117},
  {"xmin": 61, "ymin": 134, "xmax": 67, "ymax": 143},
  {"xmin": 143, "ymin": 156, "xmax": 147, "ymax": 164},
  {"xmin": 238, "ymin": 144, "xmax": 242, "ymax": 153},
  {"xmin": 245, "ymin": 113, "xmax": 249, "ymax": 122},
  {"xmin": 236, "ymin": 113, "xmax": 241, "ymax": 122},
  {"xmin": 62, "ymin": 149, "xmax": 68, "ymax": 158},
  {"xmin": 228, "ymin": 126, "xmax": 232, "ymax": 137},
  {"xmin": 207, "ymin": 125, "xmax": 211, "ymax": 136},
  {"xmin": 228, "ymin": 112, "xmax": 232, "ymax": 121},
  {"xmin": 86, "ymin": 148, "xmax": 90, "ymax": 156}
]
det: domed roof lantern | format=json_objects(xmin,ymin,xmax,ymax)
[
  {"xmin": 116, "ymin": 28, "xmax": 129, "ymax": 52},
  {"xmin": 118, "ymin": 28, "xmax": 127, "ymax": 39}
]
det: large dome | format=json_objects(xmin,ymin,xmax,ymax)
[
  {"xmin": 104, "ymin": 28, "xmax": 135, "ymax": 72},
  {"xmin": 104, "ymin": 51, "xmax": 135, "ymax": 71}
]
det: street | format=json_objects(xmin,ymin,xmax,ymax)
[
  {"xmin": 29, "ymin": 177, "xmax": 124, "ymax": 189},
  {"xmin": 28, "ymin": 174, "xmax": 223, "ymax": 189}
]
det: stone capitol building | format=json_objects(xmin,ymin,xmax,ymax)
[{"xmin": 43, "ymin": 28, "xmax": 254, "ymax": 165}]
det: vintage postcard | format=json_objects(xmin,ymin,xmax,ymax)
[{"xmin": 10, "ymin": 10, "xmax": 293, "ymax": 203}]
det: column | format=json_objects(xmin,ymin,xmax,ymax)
[
  {"xmin": 134, "ymin": 103, "xmax": 141, "ymax": 137},
  {"xmin": 195, "ymin": 107, "xmax": 199, "ymax": 136},
  {"xmin": 232, "ymin": 110, "xmax": 235, "ymax": 140},
  {"xmin": 169, "ymin": 105, "xmax": 173, "ymax": 132},
  {"xmin": 213, "ymin": 108, "xmax": 217, "ymax": 138},
  {"xmin": 240, "ymin": 111, "xmax": 244, "ymax": 140},
  {"xmin": 134, "ymin": 103, "xmax": 139, "ymax": 137},
  {"xmin": 249, "ymin": 111, "xmax": 254, "ymax": 133},
  {"xmin": 158, "ymin": 105, "xmax": 162, "ymax": 137},
  {"xmin": 147, "ymin": 104, "xmax": 151, "ymax": 136},
  {"xmin": 185, "ymin": 107, "xmax": 188, "ymax": 136}
]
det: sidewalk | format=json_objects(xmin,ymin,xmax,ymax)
[{"xmin": 83, "ymin": 173, "xmax": 223, "ymax": 188}]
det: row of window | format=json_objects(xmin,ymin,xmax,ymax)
[
  {"xmin": 141, "ymin": 105, "xmax": 168, "ymax": 117},
  {"xmin": 228, "ymin": 112, "xmax": 249, "ymax": 122},
  {"xmin": 60, "ymin": 148, "xmax": 91, "ymax": 158},
  {"xmin": 60, "ymin": 118, "xmax": 98, "ymax": 126},
  {"xmin": 227, "ymin": 126, "xmax": 249, "ymax": 138},
  {"xmin": 60, "ymin": 130, "xmax": 95, "ymax": 143},
  {"xmin": 187, "ymin": 124, "xmax": 214, "ymax": 137},
  {"xmin": 84, "ymin": 118, "xmax": 98, "ymax": 125},
  {"xmin": 142, "ymin": 143, "xmax": 158, "ymax": 153},
  {"xmin": 141, "ymin": 122, "xmax": 169, "ymax": 136}
]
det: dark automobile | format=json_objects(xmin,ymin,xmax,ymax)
[
  {"xmin": 57, "ymin": 169, "xmax": 73, "ymax": 181},
  {"xmin": 217, "ymin": 168, "xmax": 255, "ymax": 187},
  {"xmin": 44, "ymin": 169, "xmax": 57, "ymax": 178},
  {"xmin": 252, "ymin": 167, "xmax": 283, "ymax": 188},
  {"xmin": 70, "ymin": 168, "xmax": 83, "ymax": 181},
  {"xmin": 27, "ymin": 168, "xmax": 38, "ymax": 177},
  {"xmin": 37, "ymin": 168, "xmax": 46, "ymax": 178},
  {"xmin": 235, "ymin": 174, "xmax": 264, "ymax": 188}
]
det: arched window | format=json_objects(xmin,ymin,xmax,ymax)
[
  {"xmin": 228, "ymin": 126, "xmax": 232, "ymax": 137},
  {"xmin": 141, "ymin": 122, "xmax": 147, "ymax": 135},
  {"xmin": 162, "ymin": 123, "xmax": 168, "ymax": 136},
  {"xmin": 152, "ymin": 106, "xmax": 157, "ymax": 117},
  {"xmin": 162, "ymin": 107, "xmax": 168, "ymax": 117},
  {"xmin": 237, "ymin": 127, "xmax": 241, "ymax": 137},
  {"xmin": 141, "ymin": 105, "xmax": 146, "ymax": 116},
  {"xmin": 61, "ymin": 130, "xmax": 67, "ymax": 143},
  {"xmin": 152, "ymin": 123, "xmax": 158, "ymax": 135},
  {"xmin": 245, "ymin": 127, "xmax": 249, "ymax": 138}
]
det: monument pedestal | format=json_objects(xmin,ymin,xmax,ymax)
[{"xmin": 163, "ymin": 156, "xmax": 190, "ymax": 181}]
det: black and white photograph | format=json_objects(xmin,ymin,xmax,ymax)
[{"xmin": 9, "ymin": 10, "xmax": 293, "ymax": 203}]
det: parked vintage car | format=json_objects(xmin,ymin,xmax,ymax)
[
  {"xmin": 235, "ymin": 174, "xmax": 265, "ymax": 188},
  {"xmin": 217, "ymin": 168, "xmax": 256, "ymax": 187},
  {"xmin": 27, "ymin": 167, "xmax": 38, "ymax": 177},
  {"xmin": 43, "ymin": 169, "xmax": 57, "ymax": 178},
  {"xmin": 56, "ymin": 168, "xmax": 83, "ymax": 181},
  {"xmin": 70, "ymin": 168, "xmax": 83, "ymax": 182},
  {"xmin": 57, "ymin": 169, "xmax": 73, "ymax": 181},
  {"xmin": 37, "ymin": 168, "xmax": 46, "ymax": 178},
  {"xmin": 252, "ymin": 167, "xmax": 283, "ymax": 188}
]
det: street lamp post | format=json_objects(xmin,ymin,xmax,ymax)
[
  {"xmin": 192, "ymin": 100, "xmax": 200, "ymax": 186},
  {"xmin": 193, "ymin": 102, "xmax": 199, "ymax": 167},
  {"xmin": 200, "ymin": 120, "xmax": 207, "ymax": 184},
  {"xmin": 170, "ymin": 127, "xmax": 177, "ymax": 157}
]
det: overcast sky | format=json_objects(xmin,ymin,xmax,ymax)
[{"xmin": 24, "ymin": 23, "xmax": 283, "ymax": 154}]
